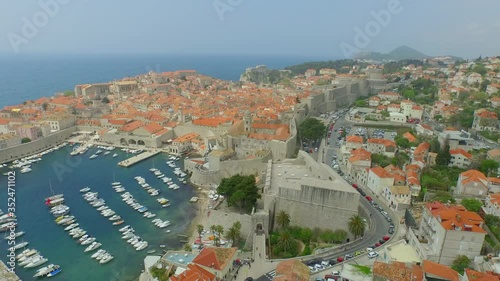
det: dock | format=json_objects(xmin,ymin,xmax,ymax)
[
  {"xmin": 118, "ymin": 151, "xmax": 161, "ymax": 167},
  {"xmin": 0, "ymin": 261, "xmax": 21, "ymax": 281}
]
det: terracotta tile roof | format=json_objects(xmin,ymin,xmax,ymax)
[
  {"xmin": 489, "ymin": 177, "xmax": 500, "ymax": 185},
  {"xmin": 450, "ymin": 148, "xmax": 472, "ymax": 159},
  {"xmin": 192, "ymin": 247, "xmax": 237, "ymax": 271},
  {"xmin": 121, "ymin": 120, "xmax": 144, "ymax": 132},
  {"xmin": 346, "ymin": 135, "xmax": 363, "ymax": 143},
  {"xmin": 274, "ymin": 259, "xmax": 310, "ymax": 281},
  {"xmin": 373, "ymin": 261, "xmax": 413, "ymax": 281},
  {"xmin": 143, "ymin": 122, "xmax": 163, "ymax": 134},
  {"xmin": 370, "ymin": 166, "xmax": 394, "ymax": 178},
  {"xmin": 460, "ymin": 169, "xmax": 487, "ymax": 185},
  {"xmin": 464, "ymin": 268, "xmax": 500, "ymax": 281},
  {"xmin": 170, "ymin": 264, "xmax": 215, "ymax": 281},
  {"xmin": 173, "ymin": 132, "xmax": 199, "ymax": 143},
  {"xmin": 368, "ymin": 138, "xmax": 396, "ymax": 147},
  {"xmin": 348, "ymin": 148, "xmax": 371, "ymax": 163},
  {"xmin": 422, "ymin": 260, "xmax": 459, "ymax": 281},
  {"xmin": 476, "ymin": 109, "xmax": 498, "ymax": 119},
  {"xmin": 426, "ymin": 202, "xmax": 485, "ymax": 233},
  {"xmin": 403, "ymin": 132, "xmax": 417, "ymax": 143}
]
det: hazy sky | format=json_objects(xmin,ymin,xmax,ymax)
[{"xmin": 1, "ymin": 0, "xmax": 499, "ymax": 59}]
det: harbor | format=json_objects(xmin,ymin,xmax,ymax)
[
  {"xmin": 0, "ymin": 146, "xmax": 197, "ymax": 281},
  {"xmin": 118, "ymin": 151, "xmax": 161, "ymax": 167}
]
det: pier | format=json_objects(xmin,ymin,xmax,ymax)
[
  {"xmin": 118, "ymin": 150, "xmax": 161, "ymax": 167},
  {"xmin": 0, "ymin": 261, "xmax": 21, "ymax": 281}
]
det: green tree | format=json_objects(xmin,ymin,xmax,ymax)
[
  {"xmin": 276, "ymin": 210, "xmax": 291, "ymax": 229},
  {"xmin": 436, "ymin": 142, "xmax": 451, "ymax": 166},
  {"xmin": 276, "ymin": 230, "xmax": 297, "ymax": 253},
  {"xmin": 21, "ymin": 138, "xmax": 31, "ymax": 143},
  {"xmin": 183, "ymin": 244, "xmax": 192, "ymax": 252},
  {"xmin": 196, "ymin": 225, "xmax": 204, "ymax": 241},
  {"xmin": 225, "ymin": 221, "xmax": 242, "ymax": 246},
  {"xmin": 333, "ymin": 229, "xmax": 347, "ymax": 243},
  {"xmin": 432, "ymin": 191, "xmax": 455, "ymax": 204},
  {"xmin": 42, "ymin": 102, "xmax": 48, "ymax": 111},
  {"xmin": 460, "ymin": 198, "xmax": 482, "ymax": 212},
  {"xmin": 299, "ymin": 118, "xmax": 326, "ymax": 141},
  {"xmin": 298, "ymin": 227, "xmax": 313, "ymax": 244},
  {"xmin": 217, "ymin": 175, "xmax": 261, "ymax": 212},
  {"xmin": 451, "ymin": 255, "xmax": 470, "ymax": 275},
  {"xmin": 348, "ymin": 215, "xmax": 366, "ymax": 239},
  {"xmin": 371, "ymin": 153, "xmax": 391, "ymax": 167},
  {"xmin": 319, "ymin": 230, "xmax": 336, "ymax": 243},
  {"xmin": 102, "ymin": 97, "xmax": 110, "ymax": 104},
  {"xmin": 395, "ymin": 136, "xmax": 410, "ymax": 149},
  {"xmin": 480, "ymin": 159, "xmax": 500, "ymax": 175},
  {"xmin": 355, "ymin": 100, "xmax": 367, "ymax": 107}
]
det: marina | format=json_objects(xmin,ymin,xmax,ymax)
[{"xmin": 0, "ymin": 147, "xmax": 197, "ymax": 281}]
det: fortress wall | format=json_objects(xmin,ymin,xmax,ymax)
[
  {"xmin": 274, "ymin": 186, "xmax": 360, "ymax": 232},
  {"xmin": 0, "ymin": 127, "xmax": 77, "ymax": 164}
]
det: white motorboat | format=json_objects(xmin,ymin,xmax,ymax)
[
  {"xmin": 122, "ymin": 232, "xmax": 134, "ymax": 239},
  {"xmin": 109, "ymin": 215, "xmax": 121, "ymax": 221},
  {"xmin": 25, "ymin": 256, "xmax": 48, "ymax": 268},
  {"xmin": 100, "ymin": 254, "xmax": 114, "ymax": 264},
  {"xmin": 72, "ymin": 231, "xmax": 87, "ymax": 239},
  {"xmin": 17, "ymin": 250, "xmax": 39, "ymax": 262},
  {"xmin": 64, "ymin": 223, "xmax": 79, "ymax": 231},
  {"xmin": 103, "ymin": 151, "xmax": 110, "ymax": 155},
  {"xmin": 112, "ymin": 153, "xmax": 118, "ymax": 158},
  {"xmin": 79, "ymin": 187, "xmax": 91, "ymax": 193},
  {"xmin": 11, "ymin": 241, "xmax": 29, "ymax": 251},
  {"xmin": 20, "ymin": 167, "xmax": 32, "ymax": 174},
  {"xmin": 19, "ymin": 254, "xmax": 40, "ymax": 267},
  {"xmin": 119, "ymin": 225, "xmax": 131, "ymax": 232},
  {"xmin": 97, "ymin": 206, "xmax": 108, "ymax": 211},
  {"xmin": 84, "ymin": 242, "xmax": 102, "ymax": 252},
  {"xmin": 89, "ymin": 154, "xmax": 98, "ymax": 159},
  {"xmin": 91, "ymin": 249, "xmax": 106, "ymax": 259},
  {"xmin": 111, "ymin": 182, "xmax": 121, "ymax": 186},
  {"xmin": 135, "ymin": 241, "xmax": 148, "ymax": 251},
  {"xmin": 81, "ymin": 237, "xmax": 96, "ymax": 245},
  {"xmin": 33, "ymin": 264, "xmax": 57, "ymax": 278}
]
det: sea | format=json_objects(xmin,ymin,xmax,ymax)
[
  {"xmin": 0, "ymin": 54, "xmax": 330, "ymax": 108},
  {"xmin": 0, "ymin": 54, "xmax": 332, "ymax": 280}
]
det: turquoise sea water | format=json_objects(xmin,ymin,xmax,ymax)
[{"xmin": 0, "ymin": 146, "xmax": 197, "ymax": 281}]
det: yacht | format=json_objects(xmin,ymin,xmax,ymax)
[
  {"xmin": 25, "ymin": 256, "xmax": 48, "ymax": 268},
  {"xmin": 100, "ymin": 254, "xmax": 114, "ymax": 264},
  {"xmin": 113, "ymin": 220, "xmax": 124, "ymax": 226},
  {"xmin": 20, "ymin": 167, "xmax": 32, "ymax": 174},
  {"xmin": 112, "ymin": 153, "xmax": 118, "ymax": 158},
  {"xmin": 84, "ymin": 242, "xmax": 102, "ymax": 253},
  {"xmin": 46, "ymin": 267, "xmax": 62, "ymax": 277},
  {"xmin": 111, "ymin": 182, "xmax": 121, "ymax": 186},
  {"xmin": 33, "ymin": 264, "xmax": 57, "ymax": 278},
  {"xmin": 19, "ymin": 254, "xmax": 41, "ymax": 267},
  {"xmin": 64, "ymin": 223, "xmax": 79, "ymax": 231},
  {"xmin": 109, "ymin": 215, "xmax": 121, "ymax": 221},
  {"xmin": 17, "ymin": 249, "xmax": 39, "ymax": 262},
  {"xmin": 119, "ymin": 225, "xmax": 132, "ymax": 232},
  {"xmin": 11, "ymin": 241, "xmax": 29, "ymax": 251},
  {"xmin": 79, "ymin": 187, "xmax": 91, "ymax": 193},
  {"xmin": 91, "ymin": 249, "xmax": 106, "ymax": 259},
  {"xmin": 81, "ymin": 237, "xmax": 96, "ymax": 246},
  {"xmin": 103, "ymin": 151, "xmax": 110, "ymax": 156},
  {"xmin": 4, "ymin": 231, "xmax": 25, "ymax": 240},
  {"xmin": 135, "ymin": 241, "xmax": 148, "ymax": 251}
]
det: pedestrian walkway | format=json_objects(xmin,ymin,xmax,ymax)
[{"xmin": 234, "ymin": 234, "xmax": 277, "ymax": 281}]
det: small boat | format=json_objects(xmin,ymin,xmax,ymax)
[
  {"xmin": 100, "ymin": 254, "xmax": 114, "ymax": 264},
  {"xmin": 11, "ymin": 241, "xmax": 29, "ymax": 251},
  {"xmin": 4, "ymin": 231, "xmax": 25, "ymax": 240},
  {"xmin": 64, "ymin": 223, "xmax": 79, "ymax": 231},
  {"xmin": 104, "ymin": 151, "xmax": 110, "ymax": 156},
  {"xmin": 84, "ymin": 242, "xmax": 102, "ymax": 253},
  {"xmin": 89, "ymin": 154, "xmax": 98, "ymax": 159},
  {"xmin": 25, "ymin": 256, "xmax": 48, "ymax": 268},
  {"xmin": 79, "ymin": 187, "xmax": 91, "ymax": 193},
  {"xmin": 113, "ymin": 220, "xmax": 124, "ymax": 226},
  {"xmin": 109, "ymin": 215, "xmax": 121, "ymax": 221},
  {"xmin": 46, "ymin": 266, "xmax": 62, "ymax": 277},
  {"xmin": 135, "ymin": 241, "xmax": 148, "ymax": 251},
  {"xmin": 119, "ymin": 225, "xmax": 132, "ymax": 232},
  {"xmin": 33, "ymin": 264, "xmax": 57, "ymax": 278},
  {"xmin": 91, "ymin": 249, "xmax": 106, "ymax": 259},
  {"xmin": 112, "ymin": 153, "xmax": 118, "ymax": 158},
  {"xmin": 111, "ymin": 182, "xmax": 121, "ymax": 186},
  {"xmin": 147, "ymin": 249, "xmax": 156, "ymax": 254},
  {"xmin": 81, "ymin": 237, "xmax": 96, "ymax": 245}
]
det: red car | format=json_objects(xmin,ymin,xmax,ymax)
[
  {"xmin": 337, "ymin": 256, "xmax": 344, "ymax": 262},
  {"xmin": 365, "ymin": 196, "xmax": 372, "ymax": 201},
  {"xmin": 375, "ymin": 242, "xmax": 381, "ymax": 247},
  {"xmin": 383, "ymin": 235, "xmax": 391, "ymax": 241},
  {"xmin": 352, "ymin": 184, "xmax": 358, "ymax": 189}
]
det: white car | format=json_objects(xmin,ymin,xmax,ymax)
[{"xmin": 368, "ymin": 251, "xmax": 379, "ymax": 258}]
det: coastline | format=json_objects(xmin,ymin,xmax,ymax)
[{"xmin": 186, "ymin": 186, "xmax": 210, "ymax": 245}]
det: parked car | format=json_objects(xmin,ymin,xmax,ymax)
[
  {"xmin": 388, "ymin": 227, "xmax": 394, "ymax": 234},
  {"xmin": 345, "ymin": 254, "xmax": 354, "ymax": 260},
  {"xmin": 368, "ymin": 251, "xmax": 379, "ymax": 258},
  {"xmin": 365, "ymin": 196, "xmax": 372, "ymax": 201},
  {"xmin": 329, "ymin": 259, "xmax": 337, "ymax": 265}
]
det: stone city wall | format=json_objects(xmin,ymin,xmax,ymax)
[{"xmin": 0, "ymin": 127, "xmax": 77, "ymax": 164}]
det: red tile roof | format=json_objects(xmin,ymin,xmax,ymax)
[
  {"xmin": 370, "ymin": 166, "xmax": 394, "ymax": 178},
  {"xmin": 170, "ymin": 264, "xmax": 215, "ymax": 281},
  {"xmin": 450, "ymin": 148, "xmax": 472, "ymax": 159},
  {"xmin": 192, "ymin": 247, "xmax": 237, "ymax": 271},
  {"xmin": 426, "ymin": 202, "xmax": 485, "ymax": 233},
  {"xmin": 422, "ymin": 260, "xmax": 459, "ymax": 281}
]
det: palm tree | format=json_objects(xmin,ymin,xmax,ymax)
[
  {"xmin": 196, "ymin": 225, "xmax": 204, "ymax": 241},
  {"xmin": 348, "ymin": 214, "xmax": 366, "ymax": 239},
  {"xmin": 225, "ymin": 225, "xmax": 241, "ymax": 246},
  {"xmin": 276, "ymin": 210, "xmax": 290, "ymax": 229},
  {"xmin": 214, "ymin": 225, "xmax": 224, "ymax": 247},
  {"xmin": 277, "ymin": 230, "xmax": 296, "ymax": 253}
]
